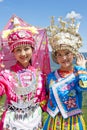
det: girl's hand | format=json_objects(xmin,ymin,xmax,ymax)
[{"xmin": 76, "ymin": 53, "xmax": 87, "ymax": 68}]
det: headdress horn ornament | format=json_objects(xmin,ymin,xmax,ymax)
[{"xmin": 47, "ymin": 12, "xmax": 82, "ymax": 55}]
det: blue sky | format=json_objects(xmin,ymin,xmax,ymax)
[{"xmin": 0, "ymin": 0, "xmax": 87, "ymax": 52}]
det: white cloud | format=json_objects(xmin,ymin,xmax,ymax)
[{"xmin": 66, "ymin": 11, "xmax": 82, "ymax": 19}]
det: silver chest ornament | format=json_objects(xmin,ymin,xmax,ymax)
[{"xmin": 10, "ymin": 69, "xmax": 39, "ymax": 114}]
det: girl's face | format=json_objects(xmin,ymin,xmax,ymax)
[
  {"xmin": 13, "ymin": 45, "xmax": 33, "ymax": 68},
  {"xmin": 56, "ymin": 49, "xmax": 74, "ymax": 70}
]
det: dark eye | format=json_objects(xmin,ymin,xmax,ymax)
[
  {"xmin": 65, "ymin": 52, "xmax": 70, "ymax": 56},
  {"xmin": 57, "ymin": 53, "xmax": 61, "ymax": 57},
  {"xmin": 24, "ymin": 47, "xmax": 31, "ymax": 51},
  {"xmin": 14, "ymin": 48, "xmax": 21, "ymax": 52},
  {"xmin": 66, "ymin": 52, "xmax": 69, "ymax": 55}
]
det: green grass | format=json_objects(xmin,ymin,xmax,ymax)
[
  {"xmin": 0, "ymin": 95, "xmax": 6, "ymax": 107},
  {"xmin": 82, "ymin": 106, "xmax": 87, "ymax": 129},
  {"xmin": 0, "ymin": 95, "xmax": 6, "ymax": 119}
]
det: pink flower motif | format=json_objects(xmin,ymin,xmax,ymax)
[
  {"xmin": 64, "ymin": 97, "xmax": 77, "ymax": 110},
  {"xmin": 61, "ymin": 85, "xmax": 70, "ymax": 91},
  {"xmin": 57, "ymin": 121, "xmax": 60, "ymax": 126},
  {"xmin": 74, "ymin": 122, "xmax": 76, "ymax": 126},
  {"xmin": 65, "ymin": 121, "xmax": 68, "ymax": 126}
]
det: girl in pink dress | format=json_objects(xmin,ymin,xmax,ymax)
[{"xmin": 0, "ymin": 16, "xmax": 47, "ymax": 130}]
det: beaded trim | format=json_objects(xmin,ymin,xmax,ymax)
[{"xmin": 10, "ymin": 98, "xmax": 37, "ymax": 109}]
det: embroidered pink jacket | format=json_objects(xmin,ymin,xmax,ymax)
[{"xmin": 0, "ymin": 62, "xmax": 47, "ymax": 111}]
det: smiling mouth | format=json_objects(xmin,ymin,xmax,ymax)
[
  {"xmin": 62, "ymin": 60, "xmax": 68, "ymax": 63},
  {"xmin": 20, "ymin": 56, "xmax": 28, "ymax": 59}
]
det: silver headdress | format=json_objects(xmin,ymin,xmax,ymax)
[{"xmin": 47, "ymin": 11, "xmax": 82, "ymax": 55}]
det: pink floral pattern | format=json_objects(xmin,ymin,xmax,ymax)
[{"xmin": 64, "ymin": 97, "xmax": 77, "ymax": 110}]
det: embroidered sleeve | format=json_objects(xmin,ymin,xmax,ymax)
[
  {"xmin": 0, "ymin": 70, "xmax": 11, "ymax": 96},
  {"xmin": 0, "ymin": 81, "xmax": 5, "ymax": 96},
  {"xmin": 75, "ymin": 65, "xmax": 87, "ymax": 91},
  {"xmin": 35, "ymin": 71, "xmax": 47, "ymax": 111},
  {"xmin": 0, "ymin": 72, "xmax": 6, "ymax": 96}
]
